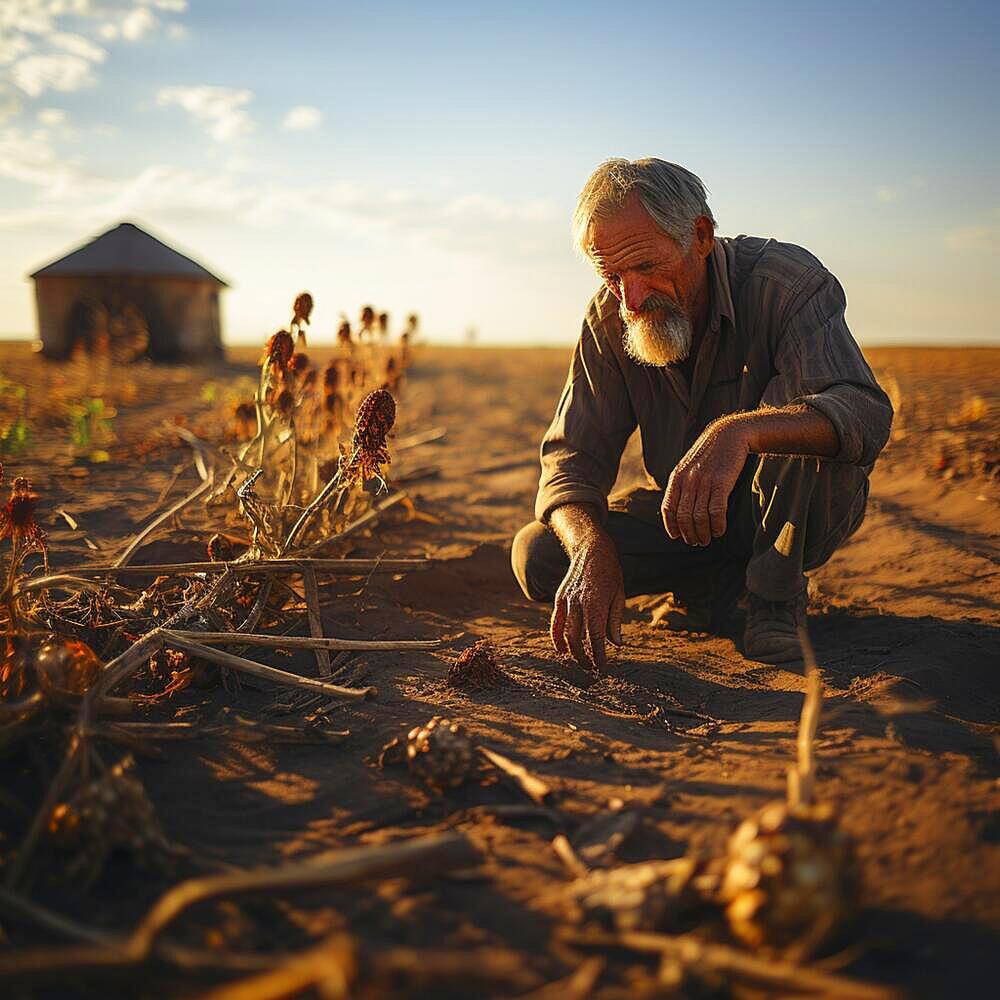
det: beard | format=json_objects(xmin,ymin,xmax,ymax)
[{"xmin": 620, "ymin": 293, "xmax": 692, "ymax": 367}]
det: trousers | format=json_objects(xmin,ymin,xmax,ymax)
[{"xmin": 511, "ymin": 456, "xmax": 869, "ymax": 610}]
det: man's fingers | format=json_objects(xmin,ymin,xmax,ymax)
[
  {"xmin": 662, "ymin": 471, "xmax": 682, "ymax": 539},
  {"xmin": 607, "ymin": 585, "xmax": 625, "ymax": 646},
  {"xmin": 708, "ymin": 482, "xmax": 728, "ymax": 539},
  {"xmin": 566, "ymin": 607, "xmax": 589, "ymax": 669},
  {"xmin": 585, "ymin": 613, "xmax": 607, "ymax": 672},
  {"xmin": 550, "ymin": 597, "xmax": 568, "ymax": 655},
  {"xmin": 691, "ymin": 478, "xmax": 713, "ymax": 546},
  {"xmin": 676, "ymin": 478, "xmax": 699, "ymax": 546}
]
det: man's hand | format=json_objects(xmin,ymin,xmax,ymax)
[
  {"xmin": 549, "ymin": 505, "xmax": 625, "ymax": 671},
  {"xmin": 662, "ymin": 417, "xmax": 750, "ymax": 546}
]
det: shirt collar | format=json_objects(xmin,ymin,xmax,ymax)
[{"xmin": 708, "ymin": 238, "xmax": 735, "ymax": 332}]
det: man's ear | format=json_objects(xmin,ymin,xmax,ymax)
[{"xmin": 693, "ymin": 216, "xmax": 715, "ymax": 259}]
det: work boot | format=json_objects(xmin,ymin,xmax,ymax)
[{"xmin": 742, "ymin": 591, "xmax": 808, "ymax": 664}]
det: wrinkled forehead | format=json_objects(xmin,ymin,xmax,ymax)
[{"xmin": 585, "ymin": 194, "xmax": 680, "ymax": 269}]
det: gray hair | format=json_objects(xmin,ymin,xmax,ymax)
[{"xmin": 572, "ymin": 158, "xmax": 716, "ymax": 256}]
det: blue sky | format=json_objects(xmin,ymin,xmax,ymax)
[{"xmin": 1, "ymin": 0, "xmax": 997, "ymax": 345}]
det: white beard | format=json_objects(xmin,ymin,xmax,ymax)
[{"xmin": 620, "ymin": 294, "xmax": 692, "ymax": 367}]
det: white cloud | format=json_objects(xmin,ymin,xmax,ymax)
[
  {"xmin": 943, "ymin": 224, "xmax": 998, "ymax": 253},
  {"xmin": 1, "ymin": 0, "xmax": 188, "ymax": 100},
  {"xmin": 49, "ymin": 31, "xmax": 106, "ymax": 62},
  {"xmin": 156, "ymin": 85, "xmax": 255, "ymax": 141},
  {"xmin": 282, "ymin": 105, "xmax": 323, "ymax": 131},
  {"xmin": 121, "ymin": 7, "xmax": 158, "ymax": 41},
  {"xmin": 36, "ymin": 106, "xmax": 65, "ymax": 126},
  {"xmin": 11, "ymin": 53, "xmax": 97, "ymax": 96}
]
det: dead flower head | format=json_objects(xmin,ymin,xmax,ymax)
[
  {"xmin": 292, "ymin": 292, "xmax": 313, "ymax": 328},
  {"xmin": 337, "ymin": 318, "xmax": 352, "ymax": 346},
  {"xmin": 0, "ymin": 476, "xmax": 47, "ymax": 552},
  {"xmin": 350, "ymin": 388, "xmax": 395, "ymax": 482},
  {"xmin": 323, "ymin": 361, "xmax": 339, "ymax": 391},
  {"xmin": 289, "ymin": 352, "xmax": 311, "ymax": 377},
  {"xmin": 263, "ymin": 330, "xmax": 294, "ymax": 376}
]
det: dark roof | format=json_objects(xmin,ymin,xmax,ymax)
[{"xmin": 30, "ymin": 222, "xmax": 228, "ymax": 286}]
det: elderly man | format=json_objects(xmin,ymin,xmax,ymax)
[{"xmin": 511, "ymin": 158, "xmax": 892, "ymax": 668}]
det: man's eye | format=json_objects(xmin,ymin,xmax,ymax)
[{"xmin": 636, "ymin": 263, "xmax": 654, "ymax": 273}]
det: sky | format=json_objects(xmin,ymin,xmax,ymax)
[{"xmin": 0, "ymin": 0, "xmax": 997, "ymax": 346}]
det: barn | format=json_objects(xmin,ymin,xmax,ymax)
[{"xmin": 30, "ymin": 222, "xmax": 228, "ymax": 361}]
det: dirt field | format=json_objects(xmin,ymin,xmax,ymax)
[{"xmin": 0, "ymin": 342, "xmax": 997, "ymax": 998}]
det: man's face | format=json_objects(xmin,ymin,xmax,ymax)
[{"xmin": 587, "ymin": 193, "xmax": 713, "ymax": 367}]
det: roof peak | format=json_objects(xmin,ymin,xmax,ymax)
[{"xmin": 30, "ymin": 220, "xmax": 228, "ymax": 286}]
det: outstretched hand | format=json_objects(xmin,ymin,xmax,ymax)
[
  {"xmin": 550, "ymin": 530, "xmax": 625, "ymax": 672},
  {"xmin": 662, "ymin": 417, "xmax": 749, "ymax": 546}
]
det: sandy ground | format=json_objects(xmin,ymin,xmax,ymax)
[{"xmin": 0, "ymin": 342, "xmax": 997, "ymax": 998}]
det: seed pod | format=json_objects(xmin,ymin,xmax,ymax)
[
  {"xmin": 406, "ymin": 716, "xmax": 475, "ymax": 789},
  {"xmin": 721, "ymin": 800, "xmax": 856, "ymax": 955},
  {"xmin": 292, "ymin": 292, "xmax": 313, "ymax": 327},
  {"xmin": 33, "ymin": 636, "xmax": 103, "ymax": 698},
  {"xmin": 348, "ymin": 388, "xmax": 395, "ymax": 483},
  {"xmin": 0, "ymin": 476, "xmax": 47, "ymax": 551}
]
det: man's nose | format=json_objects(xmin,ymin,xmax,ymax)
[{"xmin": 620, "ymin": 274, "xmax": 648, "ymax": 313}]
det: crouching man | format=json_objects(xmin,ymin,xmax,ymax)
[{"xmin": 512, "ymin": 158, "xmax": 892, "ymax": 669}]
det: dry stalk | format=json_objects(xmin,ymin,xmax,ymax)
[
  {"xmin": 192, "ymin": 934, "xmax": 357, "ymax": 1000},
  {"xmin": 478, "ymin": 745, "xmax": 553, "ymax": 805},
  {"xmin": 166, "ymin": 631, "xmax": 440, "ymax": 652},
  {"xmin": 0, "ymin": 833, "xmax": 477, "ymax": 987},
  {"xmin": 114, "ymin": 472, "xmax": 215, "ymax": 568},
  {"xmin": 790, "ymin": 624, "xmax": 823, "ymax": 808},
  {"xmin": 301, "ymin": 565, "xmax": 331, "ymax": 676},
  {"xmin": 159, "ymin": 632, "xmax": 377, "ymax": 700},
  {"xmin": 566, "ymin": 928, "xmax": 899, "ymax": 1000},
  {"xmin": 22, "ymin": 556, "xmax": 430, "ymax": 584}
]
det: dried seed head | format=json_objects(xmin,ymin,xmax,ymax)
[
  {"xmin": 337, "ymin": 318, "xmax": 352, "ymax": 345},
  {"xmin": 290, "ymin": 352, "xmax": 310, "ymax": 376},
  {"xmin": 359, "ymin": 305, "xmax": 376, "ymax": 329},
  {"xmin": 292, "ymin": 292, "xmax": 313, "ymax": 327},
  {"xmin": 722, "ymin": 800, "xmax": 855, "ymax": 955},
  {"xmin": 406, "ymin": 717, "xmax": 475, "ymax": 789},
  {"xmin": 377, "ymin": 311, "xmax": 389, "ymax": 335},
  {"xmin": 0, "ymin": 476, "xmax": 46, "ymax": 550},
  {"xmin": 323, "ymin": 361, "xmax": 339, "ymax": 391},
  {"xmin": 263, "ymin": 330, "xmax": 294, "ymax": 374},
  {"xmin": 350, "ymin": 388, "xmax": 395, "ymax": 481},
  {"xmin": 33, "ymin": 637, "xmax": 103, "ymax": 697}
]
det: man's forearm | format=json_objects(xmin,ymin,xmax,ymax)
[
  {"xmin": 718, "ymin": 405, "xmax": 840, "ymax": 459},
  {"xmin": 549, "ymin": 502, "xmax": 607, "ymax": 557}
]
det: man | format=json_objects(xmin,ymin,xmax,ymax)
[{"xmin": 511, "ymin": 158, "xmax": 892, "ymax": 668}]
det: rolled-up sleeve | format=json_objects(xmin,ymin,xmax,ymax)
[
  {"xmin": 762, "ymin": 269, "xmax": 893, "ymax": 467},
  {"xmin": 535, "ymin": 316, "xmax": 637, "ymax": 523}
]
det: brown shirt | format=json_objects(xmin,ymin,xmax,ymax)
[{"xmin": 535, "ymin": 235, "xmax": 893, "ymax": 523}]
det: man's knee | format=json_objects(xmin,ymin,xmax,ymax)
[{"xmin": 511, "ymin": 521, "xmax": 566, "ymax": 602}]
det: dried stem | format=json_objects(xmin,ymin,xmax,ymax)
[
  {"xmin": 166, "ymin": 631, "xmax": 440, "ymax": 652},
  {"xmin": 0, "ymin": 834, "xmax": 477, "ymax": 986},
  {"xmin": 789, "ymin": 624, "xmax": 823, "ymax": 808},
  {"xmin": 301, "ymin": 565, "xmax": 331, "ymax": 676},
  {"xmin": 567, "ymin": 928, "xmax": 899, "ymax": 1000},
  {"xmin": 21, "ymin": 557, "xmax": 430, "ymax": 588},
  {"xmin": 160, "ymin": 632, "xmax": 377, "ymax": 700},
  {"xmin": 114, "ymin": 473, "xmax": 215, "ymax": 568}
]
